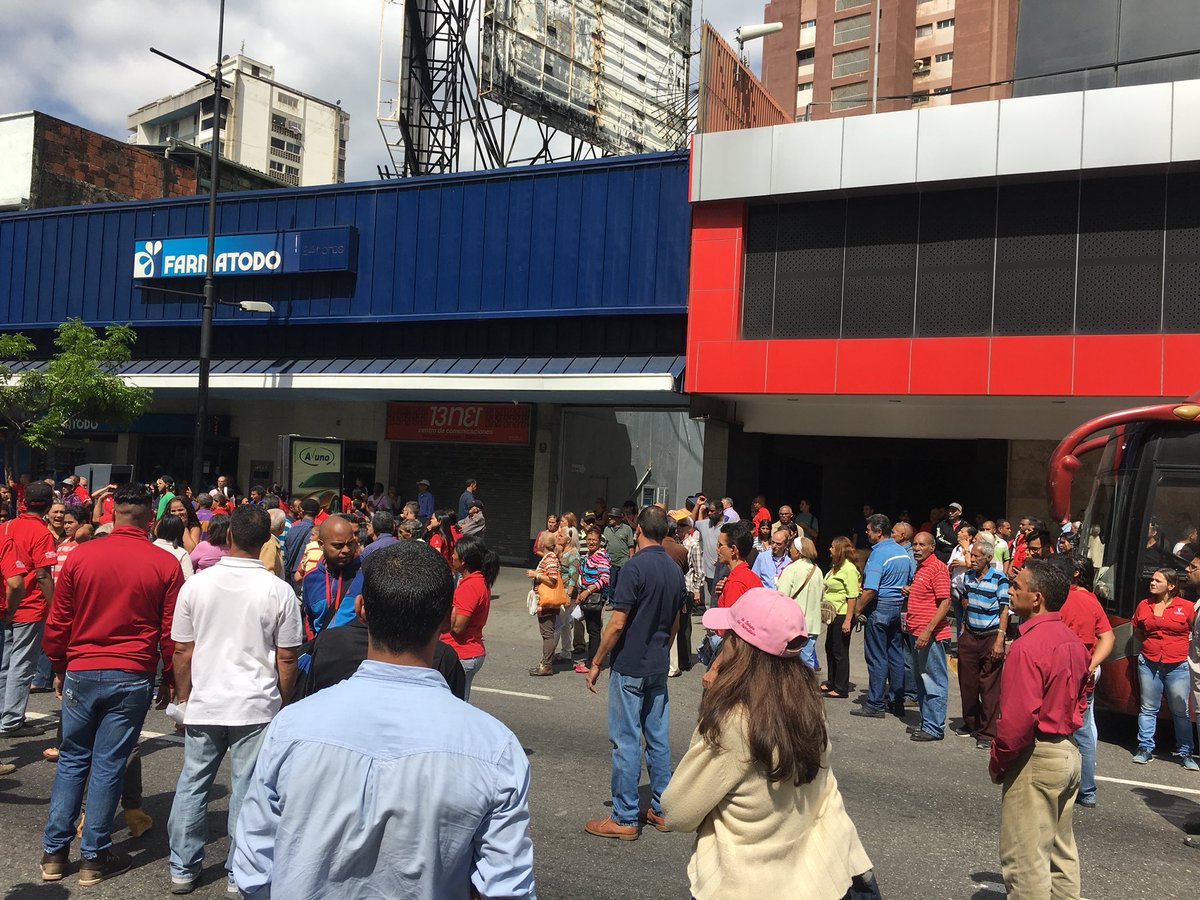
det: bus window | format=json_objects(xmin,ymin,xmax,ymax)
[
  {"xmin": 1135, "ymin": 471, "xmax": 1200, "ymax": 601},
  {"xmin": 1082, "ymin": 456, "xmax": 1118, "ymax": 607}
]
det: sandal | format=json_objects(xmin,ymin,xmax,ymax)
[
  {"xmin": 819, "ymin": 683, "xmax": 833, "ymax": 694},
  {"xmin": 824, "ymin": 691, "xmax": 848, "ymax": 699}
]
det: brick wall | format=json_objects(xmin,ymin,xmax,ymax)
[
  {"xmin": 389, "ymin": 443, "xmax": 535, "ymax": 565},
  {"xmin": 30, "ymin": 112, "xmax": 197, "ymax": 209}
]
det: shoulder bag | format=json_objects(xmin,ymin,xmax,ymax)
[{"xmin": 535, "ymin": 560, "xmax": 570, "ymax": 610}]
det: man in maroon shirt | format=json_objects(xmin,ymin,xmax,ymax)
[
  {"xmin": 0, "ymin": 481, "xmax": 57, "ymax": 736},
  {"xmin": 990, "ymin": 557, "xmax": 1090, "ymax": 899},
  {"xmin": 905, "ymin": 532, "xmax": 952, "ymax": 741},
  {"xmin": 39, "ymin": 483, "xmax": 184, "ymax": 886}
]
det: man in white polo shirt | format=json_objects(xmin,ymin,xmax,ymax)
[{"xmin": 166, "ymin": 505, "xmax": 303, "ymax": 895}]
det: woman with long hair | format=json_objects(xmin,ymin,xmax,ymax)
[
  {"xmin": 821, "ymin": 536, "xmax": 861, "ymax": 699},
  {"xmin": 663, "ymin": 588, "xmax": 876, "ymax": 899},
  {"xmin": 443, "ymin": 533, "xmax": 499, "ymax": 701},
  {"xmin": 165, "ymin": 495, "xmax": 202, "ymax": 553},
  {"xmin": 153, "ymin": 514, "xmax": 195, "ymax": 579},
  {"xmin": 1131, "ymin": 567, "xmax": 1196, "ymax": 768},
  {"xmin": 189, "ymin": 514, "xmax": 230, "ymax": 572},
  {"xmin": 562, "ymin": 511, "xmax": 580, "ymax": 547},
  {"xmin": 427, "ymin": 509, "xmax": 458, "ymax": 563},
  {"xmin": 555, "ymin": 528, "xmax": 582, "ymax": 663},
  {"xmin": 532, "ymin": 513, "xmax": 560, "ymax": 559},
  {"xmin": 752, "ymin": 518, "xmax": 772, "ymax": 555}
]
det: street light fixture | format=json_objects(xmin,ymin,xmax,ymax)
[
  {"xmin": 133, "ymin": 284, "xmax": 275, "ymax": 316},
  {"xmin": 148, "ymin": 0, "xmax": 226, "ymax": 493}
]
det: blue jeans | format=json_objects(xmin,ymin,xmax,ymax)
[
  {"xmin": 799, "ymin": 637, "xmax": 818, "ymax": 669},
  {"xmin": 908, "ymin": 636, "xmax": 949, "ymax": 737},
  {"xmin": 0, "ymin": 620, "xmax": 44, "ymax": 730},
  {"xmin": 864, "ymin": 601, "xmax": 905, "ymax": 711},
  {"xmin": 902, "ymin": 637, "xmax": 919, "ymax": 701},
  {"xmin": 1072, "ymin": 682, "xmax": 1098, "ymax": 802},
  {"xmin": 460, "ymin": 654, "xmax": 485, "ymax": 702},
  {"xmin": 1136, "ymin": 656, "xmax": 1192, "ymax": 756},
  {"xmin": 43, "ymin": 670, "xmax": 154, "ymax": 857},
  {"xmin": 608, "ymin": 671, "xmax": 671, "ymax": 826},
  {"xmin": 33, "ymin": 651, "xmax": 54, "ymax": 690},
  {"xmin": 168, "ymin": 724, "xmax": 268, "ymax": 879}
]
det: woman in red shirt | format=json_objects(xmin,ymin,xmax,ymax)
[
  {"xmin": 443, "ymin": 534, "xmax": 497, "ymax": 701},
  {"xmin": 1131, "ymin": 568, "xmax": 1196, "ymax": 769}
]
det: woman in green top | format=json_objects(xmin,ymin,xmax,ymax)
[
  {"xmin": 555, "ymin": 528, "xmax": 582, "ymax": 662},
  {"xmin": 821, "ymin": 536, "xmax": 861, "ymax": 699}
]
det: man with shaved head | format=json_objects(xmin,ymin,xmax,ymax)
[
  {"xmin": 905, "ymin": 532, "xmax": 953, "ymax": 741},
  {"xmin": 301, "ymin": 515, "xmax": 363, "ymax": 634}
]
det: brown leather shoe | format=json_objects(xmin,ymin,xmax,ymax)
[
  {"xmin": 40, "ymin": 849, "xmax": 69, "ymax": 881},
  {"xmin": 642, "ymin": 809, "xmax": 670, "ymax": 832},
  {"xmin": 584, "ymin": 816, "xmax": 639, "ymax": 841},
  {"xmin": 78, "ymin": 849, "xmax": 132, "ymax": 886},
  {"xmin": 528, "ymin": 665, "xmax": 554, "ymax": 677}
]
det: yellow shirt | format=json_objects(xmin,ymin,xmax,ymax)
[{"xmin": 822, "ymin": 560, "xmax": 861, "ymax": 617}]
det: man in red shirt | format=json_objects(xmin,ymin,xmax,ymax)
[
  {"xmin": 990, "ymin": 558, "xmax": 1090, "ymax": 899},
  {"xmin": 1057, "ymin": 555, "xmax": 1113, "ymax": 809},
  {"xmin": 906, "ymin": 532, "xmax": 952, "ymax": 741},
  {"xmin": 39, "ymin": 483, "xmax": 184, "ymax": 886},
  {"xmin": 749, "ymin": 496, "xmax": 772, "ymax": 533},
  {"xmin": 714, "ymin": 522, "xmax": 761, "ymax": 609},
  {"xmin": 0, "ymin": 482, "xmax": 57, "ymax": 737}
]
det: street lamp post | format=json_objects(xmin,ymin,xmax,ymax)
[{"xmin": 151, "ymin": 0, "xmax": 226, "ymax": 492}]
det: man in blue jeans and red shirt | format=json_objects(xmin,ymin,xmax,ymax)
[
  {"xmin": 40, "ymin": 483, "xmax": 184, "ymax": 885},
  {"xmin": 851, "ymin": 513, "xmax": 915, "ymax": 720},
  {"xmin": 585, "ymin": 505, "xmax": 686, "ymax": 840}
]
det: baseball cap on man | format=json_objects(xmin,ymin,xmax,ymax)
[
  {"xmin": 416, "ymin": 479, "xmax": 430, "ymax": 486},
  {"xmin": 948, "ymin": 502, "xmax": 963, "ymax": 512},
  {"xmin": 702, "ymin": 588, "xmax": 808, "ymax": 658},
  {"xmin": 607, "ymin": 507, "xmax": 623, "ymax": 518}
]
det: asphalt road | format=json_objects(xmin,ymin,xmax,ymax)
[{"xmin": 1, "ymin": 566, "xmax": 1199, "ymax": 898}]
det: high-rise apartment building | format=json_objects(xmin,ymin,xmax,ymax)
[
  {"xmin": 128, "ymin": 54, "xmax": 349, "ymax": 186},
  {"xmin": 760, "ymin": 0, "xmax": 1018, "ymax": 121}
]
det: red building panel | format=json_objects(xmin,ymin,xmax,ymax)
[
  {"xmin": 989, "ymin": 336, "xmax": 1074, "ymax": 396},
  {"xmin": 1162, "ymin": 334, "xmax": 1200, "ymax": 398},
  {"xmin": 910, "ymin": 337, "xmax": 990, "ymax": 395},
  {"xmin": 765, "ymin": 340, "xmax": 838, "ymax": 394},
  {"xmin": 1074, "ymin": 334, "xmax": 1162, "ymax": 396},
  {"xmin": 692, "ymin": 340, "xmax": 769, "ymax": 393},
  {"xmin": 836, "ymin": 339, "xmax": 912, "ymax": 395}
]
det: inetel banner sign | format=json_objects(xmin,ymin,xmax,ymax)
[{"xmin": 132, "ymin": 227, "xmax": 357, "ymax": 279}]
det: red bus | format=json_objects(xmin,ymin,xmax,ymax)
[{"xmin": 1047, "ymin": 394, "xmax": 1200, "ymax": 714}]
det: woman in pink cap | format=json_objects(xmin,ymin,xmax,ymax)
[{"xmin": 663, "ymin": 588, "xmax": 878, "ymax": 899}]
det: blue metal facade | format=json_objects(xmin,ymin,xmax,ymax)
[{"xmin": 0, "ymin": 152, "xmax": 689, "ymax": 329}]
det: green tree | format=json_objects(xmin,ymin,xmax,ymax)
[{"xmin": 0, "ymin": 319, "xmax": 150, "ymax": 481}]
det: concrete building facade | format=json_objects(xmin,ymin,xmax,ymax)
[{"xmin": 128, "ymin": 54, "xmax": 349, "ymax": 187}]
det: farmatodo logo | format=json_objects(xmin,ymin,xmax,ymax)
[{"xmin": 133, "ymin": 240, "xmax": 162, "ymax": 278}]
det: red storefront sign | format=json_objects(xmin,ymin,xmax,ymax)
[{"xmin": 385, "ymin": 403, "xmax": 531, "ymax": 444}]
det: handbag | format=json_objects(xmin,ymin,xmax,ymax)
[{"xmin": 535, "ymin": 573, "xmax": 570, "ymax": 610}]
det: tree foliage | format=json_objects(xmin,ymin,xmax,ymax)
[{"xmin": 0, "ymin": 319, "xmax": 150, "ymax": 478}]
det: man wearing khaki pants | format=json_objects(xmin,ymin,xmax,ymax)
[{"xmin": 989, "ymin": 557, "xmax": 1090, "ymax": 899}]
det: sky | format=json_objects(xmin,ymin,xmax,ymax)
[{"xmin": 0, "ymin": 0, "xmax": 765, "ymax": 184}]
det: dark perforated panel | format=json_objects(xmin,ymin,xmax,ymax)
[
  {"xmin": 772, "ymin": 200, "xmax": 846, "ymax": 339},
  {"xmin": 916, "ymin": 188, "xmax": 997, "ymax": 337},
  {"xmin": 994, "ymin": 181, "xmax": 1078, "ymax": 336},
  {"xmin": 742, "ymin": 205, "xmax": 778, "ymax": 338},
  {"xmin": 843, "ymin": 194, "xmax": 919, "ymax": 338},
  {"xmin": 1077, "ymin": 175, "xmax": 1164, "ymax": 334},
  {"xmin": 1164, "ymin": 172, "xmax": 1200, "ymax": 333}
]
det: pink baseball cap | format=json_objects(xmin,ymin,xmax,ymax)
[{"xmin": 702, "ymin": 588, "xmax": 809, "ymax": 658}]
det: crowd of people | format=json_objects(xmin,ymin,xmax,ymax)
[{"xmin": 1, "ymin": 468, "xmax": 1198, "ymax": 897}]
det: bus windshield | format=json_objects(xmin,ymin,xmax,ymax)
[{"xmin": 1081, "ymin": 440, "xmax": 1120, "ymax": 608}]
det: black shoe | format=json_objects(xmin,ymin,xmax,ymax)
[
  {"xmin": 890, "ymin": 703, "xmax": 906, "ymax": 718},
  {"xmin": 78, "ymin": 849, "xmax": 132, "ymax": 886},
  {"xmin": 952, "ymin": 724, "xmax": 973, "ymax": 737},
  {"xmin": 0, "ymin": 723, "xmax": 45, "ymax": 738},
  {"xmin": 1076, "ymin": 797, "xmax": 1097, "ymax": 809},
  {"xmin": 910, "ymin": 730, "xmax": 943, "ymax": 742},
  {"xmin": 905, "ymin": 725, "xmax": 920, "ymax": 735},
  {"xmin": 850, "ymin": 706, "xmax": 886, "ymax": 719},
  {"xmin": 975, "ymin": 738, "xmax": 993, "ymax": 751}
]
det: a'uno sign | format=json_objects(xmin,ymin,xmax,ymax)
[
  {"xmin": 132, "ymin": 227, "xmax": 357, "ymax": 279},
  {"xmin": 386, "ymin": 403, "xmax": 531, "ymax": 445}
]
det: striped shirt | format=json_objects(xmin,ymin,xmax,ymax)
[
  {"xmin": 954, "ymin": 567, "xmax": 1010, "ymax": 632},
  {"xmin": 579, "ymin": 549, "xmax": 611, "ymax": 594}
]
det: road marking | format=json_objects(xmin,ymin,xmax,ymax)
[
  {"xmin": 25, "ymin": 711, "xmax": 182, "ymax": 745},
  {"xmin": 1095, "ymin": 775, "xmax": 1200, "ymax": 796},
  {"xmin": 472, "ymin": 687, "xmax": 552, "ymax": 701}
]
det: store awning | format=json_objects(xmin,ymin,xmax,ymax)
[{"xmin": 40, "ymin": 355, "xmax": 688, "ymax": 406}]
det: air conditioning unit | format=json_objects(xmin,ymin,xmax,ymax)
[{"xmin": 913, "ymin": 59, "xmax": 930, "ymax": 74}]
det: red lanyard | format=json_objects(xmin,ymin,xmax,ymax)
[{"xmin": 324, "ymin": 568, "xmax": 344, "ymax": 613}]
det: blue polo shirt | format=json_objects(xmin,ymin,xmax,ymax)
[
  {"xmin": 862, "ymin": 538, "xmax": 915, "ymax": 603},
  {"xmin": 609, "ymin": 545, "xmax": 686, "ymax": 677},
  {"xmin": 954, "ymin": 567, "xmax": 1010, "ymax": 633}
]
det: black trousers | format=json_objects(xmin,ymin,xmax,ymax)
[
  {"xmin": 583, "ymin": 607, "xmax": 604, "ymax": 666},
  {"xmin": 825, "ymin": 615, "xmax": 852, "ymax": 694}
]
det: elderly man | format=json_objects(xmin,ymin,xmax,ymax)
[
  {"xmin": 751, "ymin": 525, "xmax": 791, "ymax": 591},
  {"xmin": 300, "ymin": 516, "xmax": 363, "ymax": 635},
  {"xmin": 906, "ymin": 533, "xmax": 953, "ymax": 741},
  {"xmin": 772, "ymin": 504, "xmax": 795, "ymax": 534},
  {"xmin": 953, "ymin": 533, "xmax": 1009, "ymax": 750}
]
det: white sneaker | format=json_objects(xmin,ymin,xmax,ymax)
[{"xmin": 227, "ymin": 873, "xmax": 240, "ymax": 894}]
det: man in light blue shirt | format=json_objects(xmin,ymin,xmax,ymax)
[
  {"xmin": 751, "ymin": 526, "xmax": 790, "ymax": 590},
  {"xmin": 851, "ymin": 513, "xmax": 916, "ymax": 720},
  {"xmin": 232, "ymin": 541, "xmax": 536, "ymax": 899}
]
